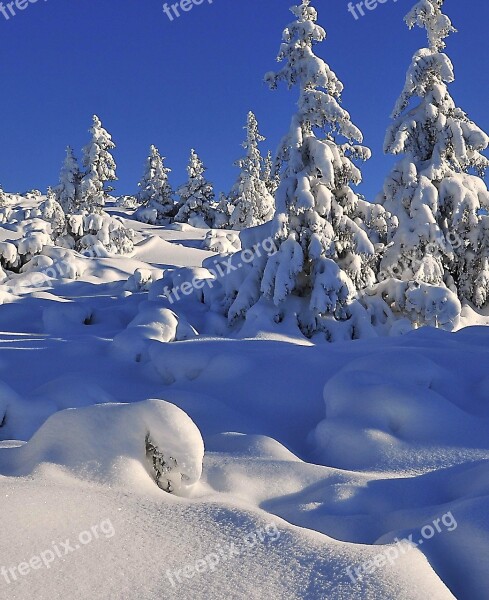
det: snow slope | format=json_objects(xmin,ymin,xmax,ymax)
[{"xmin": 0, "ymin": 206, "xmax": 488, "ymax": 599}]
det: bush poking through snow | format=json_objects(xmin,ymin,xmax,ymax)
[
  {"xmin": 145, "ymin": 433, "xmax": 180, "ymax": 493},
  {"xmin": 4, "ymin": 400, "xmax": 205, "ymax": 494}
]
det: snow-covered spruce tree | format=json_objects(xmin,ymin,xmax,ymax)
[
  {"xmin": 212, "ymin": 192, "xmax": 233, "ymax": 229},
  {"xmin": 229, "ymin": 112, "xmax": 275, "ymax": 230},
  {"xmin": 55, "ymin": 146, "xmax": 82, "ymax": 214},
  {"xmin": 370, "ymin": 0, "xmax": 488, "ymax": 327},
  {"xmin": 175, "ymin": 149, "xmax": 216, "ymax": 228},
  {"xmin": 262, "ymin": 150, "xmax": 281, "ymax": 197},
  {"xmin": 220, "ymin": 0, "xmax": 392, "ymax": 341},
  {"xmin": 80, "ymin": 115, "xmax": 117, "ymax": 213},
  {"xmin": 135, "ymin": 145, "xmax": 175, "ymax": 224}
]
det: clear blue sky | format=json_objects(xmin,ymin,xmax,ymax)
[{"xmin": 0, "ymin": 0, "xmax": 487, "ymax": 201}]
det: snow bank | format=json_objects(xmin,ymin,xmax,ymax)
[
  {"xmin": 310, "ymin": 348, "xmax": 489, "ymax": 471},
  {"xmin": 1, "ymin": 399, "xmax": 204, "ymax": 494},
  {"xmin": 112, "ymin": 302, "xmax": 198, "ymax": 362},
  {"xmin": 202, "ymin": 229, "xmax": 241, "ymax": 254}
]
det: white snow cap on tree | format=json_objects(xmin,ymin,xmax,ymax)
[
  {"xmin": 55, "ymin": 146, "xmax": 82, "ymax": 214},
  {"xmin": 175, "ymin": 149, "xmax": 216, "ymax": 228},
  {"xmin": 372, "ymin": 0, "xmax": 488, "ymax": 327},
  {"xmin": 80, "ymin": 115, "xmax": 117, "ymax": 213},
  {"xmin": 224, "ymin": 0, "xmax": 391, "ymax": 341},
  {"xmin": 136, "ymin": 145, "xmax": 175, "ymax": 221},
  {"xmin": 229, "ymin": 112, "xmax": 275, "ymax": 230}
]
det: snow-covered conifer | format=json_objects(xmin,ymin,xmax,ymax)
[
  {"xmin": 40, "ymin": 188, "xmax": 66, "ymax": 242},
  {"xmin": 55, "ymin": 146, "xmax": 82, "ymax": 214},
  {"xmin": 371, "ymin": 0, "xmax": 488, "ymax": 325},
  {"xmin": 212, "ymin": 192, "xmax": 232, "ymax": 229},
  {"xmin": 229, "ymin": 112, "xmax": 275, "ymax": 230},
  {"xmin": 0, "ymin": 186, "xmax": 8, "ymax": 208},
  {"xmin": 80, "ymin": 115, "xmax": 117, "ymax": 213},
  {"xmin": 224, "ymin": 0, "xmax": 389, "ymax": 340},
  {"xmin": 135, "ymin": 145, "xmax": 175, "ymax": 222},
  {"xmin": 262, "ymin": 150, "xmax": 280, "ymax": 197},
  {"xmin": 175, "ymin": 150, "xmax": 216, "ymax": 228}
]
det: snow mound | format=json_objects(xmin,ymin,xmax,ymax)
[
  {"xmin": 202, "ymin": 229, "xmax": 241, "ymax": 254},
  {"xmin": 112, "ymin": 302, "xmax": 198, "ymax": 362},
  {"xmin": 124, "ymin": 267, "xmax": 155, "ymax": 292},
  {"xmin": 43, "ymin": 301, "xmax": 94, "ymax": 335},
  {"xmin": 310, "ymin": 349, "xmax": 489, "ymax": 472},
  {"xmin": 1, "ymin": 399, "xmax": 204, "ymax": 494}
]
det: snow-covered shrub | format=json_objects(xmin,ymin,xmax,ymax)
[
  {"xmin": 175, "ymin": 149, "xmax": 216, "ymax": 228},
  {"xmin": 65, "ymin": 212, "xmax": 134, "ymax": 256},
  {"xmin": 133, "ymin": 206, "xmax": 158, "ymax": 225},
  {"xmin": 134, "ymin": 145, "xmax": 175, "ymax": 223},
  {"xmin": 125, "ymin": 268, "xmax": 155, "ymax": 293},
  {"xmin": 228, "ymin": 112, "xmax": 275, "ymax": 230},
  {"xmin": 370, "ymin": 0, "xmax": 489, "ymax": 325},
  {"xmin": 39, "ymin": 189, "xmax": 67, "ymax": 241},
  {"xmin": 116, "ymin": 195, "xmax": 139, "ymax": 210},
  {"xmin": 0, "ymin": 241, "xmax": 19, "ymax": 270},
  {"xmin": 14, "ymin": 247, "xmax": 84, "ymax": 294},
  {"xmin": 17, "ymin": 231, "xmax": 52, "ymax": 262},
  {"xmin": 202, "ymin": 230, "xmax": 241, "ymax": 255},
  {"xmin": 6, "ymin": 400, "xmax": 204, "ymax": 495}
]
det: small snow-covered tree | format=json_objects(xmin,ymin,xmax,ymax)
[
  {"xmin": 371, "ymin": 0, "xmax": 488, "ymax": 326},
  {"xmin": 135, "ymin": 145, "xmax": 175, "ymax": 223},
  {"xmin": 229, "ymin": 112, "xmax": 275, "ymax": 230},
  {"xmin": 55, "ymin": 146, "xmax": 82, "ymax": 214},
  {"xmin": 222, "ymin": 0, "xmax": 391, "ymax": 340},
  {"xmin": 40, "ymin": 188, "xmax": 66, "ymax": 241},
  {"xmin": 262, "ymin": 150, "xmax": 280, "ymax": 197},
  {"xmin": 175, "ymin": 150, "xmax": 216, "ymax": 228},
  {"xmin": 212, "ymin": 192, "xmax": 233, "ymax": 229},
  {"xmin": 0, "ymin": 186, "xmax": 8, "ymax": 208},
  {"xmin": 80, "ymin": 115, "xmax": 117, "ymax": 213}
]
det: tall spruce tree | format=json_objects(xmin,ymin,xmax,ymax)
[
  {"xmin": 175, "ymin": 149, "xmax": 216, "ymax": 228},
  {"xmin": 80, "ymin": 115, "xmax": 117, "ymax": 213},
  {"xmin": 55, "ymin": 146, "xmax": 82, "ymax": 214},
  {"xmin": 229, "ymin": 112, "xmax": 275, "ymax": 230},
  {"xmin": 372, "ymin": 0, "xmax": 488, "ymax": 327},
  {"xmin": 225, "ymin": 0, "xmax": 390, "ymax": 340},
  {"xmin": 136, "ymin": 145, "xmax": 175, "ymax": 221}
]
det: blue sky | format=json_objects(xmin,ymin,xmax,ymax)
[{"xmin": 0, "ymin": 0, "xmax": 487, "ymax": 200}]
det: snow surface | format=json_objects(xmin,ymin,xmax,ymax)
[{"xmin": 0, "ymin": 202, "xmax": 488, "ymax": 599}]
